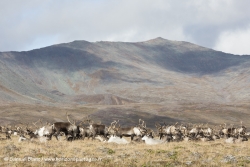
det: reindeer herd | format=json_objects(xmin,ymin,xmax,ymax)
[{"xmin": 0, "ymin": 113, "xmax": 249, "ymax": 145}]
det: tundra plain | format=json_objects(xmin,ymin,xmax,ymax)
[
  {"xmin": 0, "ymin": 38, "xmax": 250, "ymax": 166},
  {"xmin": 1, "ymin": 135, "xmax": 250, "ymax": 167}
]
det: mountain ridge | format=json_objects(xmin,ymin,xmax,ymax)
[{"xmin": 0, "ymin": 37, "xmax": 250, "ymax": 107}]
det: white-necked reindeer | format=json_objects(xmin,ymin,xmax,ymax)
[
  {"xmin": 107, "ymin": 136, "xmax": 130, "ymax": 144},
  {"xmin": 142, "ymin": 132, "xmax": 166, "ymax": 145}
]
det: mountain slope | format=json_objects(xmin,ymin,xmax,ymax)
[{"xmin": 0, "ymin": 37, "xmax": 250, "ymax": 106}]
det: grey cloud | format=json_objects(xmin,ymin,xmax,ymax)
[{"xmin": 0, "ymin": 0, "xmax": 250, "ymax": 54}]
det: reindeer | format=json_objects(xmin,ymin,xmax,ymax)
[
  {"xmin": 115, "ymin": 125, "xmax": 140, "ymax": 140},
  {"xmin": 0, "ymin": 126, "xmax": 12, "ymax": 140},
  {"xmin": 3, "ymin": 125, "xmax": 12, "ymax": 137},
  {"xmin": 106, "ymin": 120, "xmax": 119, "ymax": 136},
  {"xmin": 234, "ymin": 121, "xmax": 247, "ymax": 136},
  {"xmin": 26, "ymin": 129, "xmax": 39, "ymax": 140},
  {"xmin": 113, "ymin": 119, "xmax": 147, "ymax": 141},
  {"xmin": 219, "ymin": 123, "xmax": 236, "ymax": 138},
  {"xmin": 107, "ymin": 136, "xmax": 130, "ymax": 144},
  {"xmin": 33, "ymin": 119, "xmax": 54, "ymax": 140},
  {"xmin": 18, "ymin": 134, "xmax": 28, "ymax": 142},
  {"xmin": 82, "ymin": 116, "xmax": 107, "ymax": 140},
  {"xmin": 201, "ymin": 123, "xmax": 213, "ymax": 136},
  {"xmin": 219, "ymin": 123, "xmax": 228, "ymax": 138},
  {"xmin": 11, "ymin": 125, "xmax": 22, "ymax": 136},
  {"xmin": 179, "ymin": 124, "xmax": 188, "ymax": 137},
  {"xmin": 159, "ymin": 122, "xmax": 182, "ymax": 142},
  {"xmin": 155, "ymin": 122, "xmax": 163, "ymax": 138},
  {"xmin": 21, "ymin": 123, "xmax": 40, "ymax": 140},
  {"xmin": 189, "ymin": 124, "xmax": 204, "ymax": 139},
  {"xmin": 52, "ymin": 113, "xmax": 79, "ymax": 141},
  {"xmin": 79, "ymin": 126, "xmax": 93, "ymax": 140},
  {"xmin": 19, "ymin": 127, "xmax": 49, "ymax": 143},
  {"xmin": 142, "ymin": 132, "xmax": 166, "ymax": 145}
]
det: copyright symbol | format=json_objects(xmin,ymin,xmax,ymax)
[{"xmin": 4, "ymin": 157, "xmax": 9, "ymax": 161}]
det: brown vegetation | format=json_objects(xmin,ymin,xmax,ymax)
[{"xmin": 0, "ymin": 135, "xmax": 250, "ymax": 167}]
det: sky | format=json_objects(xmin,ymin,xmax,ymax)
[{"xmin": 1, "ymin": 0, "xmax": 250, "ymax": 55}]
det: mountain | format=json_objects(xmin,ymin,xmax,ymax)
[{"xmin": 0, "ymin": 37, "xmax": 250, "ymax": 106}]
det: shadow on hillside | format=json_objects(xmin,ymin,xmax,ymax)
[{"xmin": 89, "ymin": 107, "xmax": 179, "ymax": 128}]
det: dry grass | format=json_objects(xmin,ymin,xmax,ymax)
[
  {"xmin": 1, "ymin": 104, "xmax": 250, "ymax": 166},
  {"xmin": 0, "ymin": 136, "xmax": 250, "ymax": 167}
]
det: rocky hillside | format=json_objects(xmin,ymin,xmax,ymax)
[{"xmin": 0, "ymin": 37, "xmax": 250, "ymax": 106}]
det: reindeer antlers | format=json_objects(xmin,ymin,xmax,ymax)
[
  {"xmin": 33, "ymin": 119, "xmax": 41, "ymax": 128},
  {"xmin": 139, "ymin": 119, "xmax": 146, "ymax": 128},
  {"xmin": 155, "ymin": 122, "xmax": 161, "ymax": 128},
  {"xmin": 83, "ymin": 115, "xmax": 93, "ymax": 124},
  {"xmin": 110, "ymin": 120, "xmax": 119, "ymax": 127},
  {"xmin": 25, "ymin": 122, "xmax": 30, "ymax": 130},
  {"xmin": 40, "ymin": 119, "xmax": 44, "ymax": 126},
  {"xmin": 66, "ymin": 112, "xmax": 75, "ymax": 126}
]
